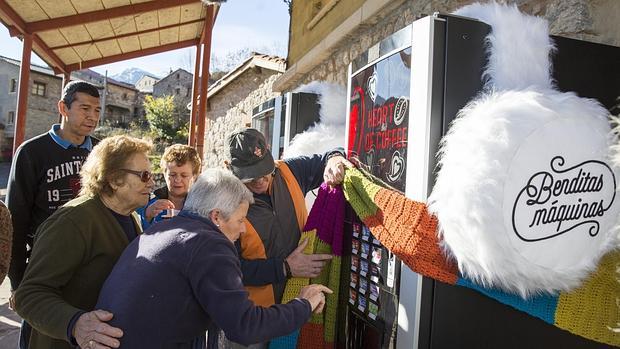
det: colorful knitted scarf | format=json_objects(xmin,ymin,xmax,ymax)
[
  {"xmin": 343, "ymin": 166, "xmax": 620, "ymax": 347},
  {"xmin": 269, "ymin": 183, "xmax": 345, "ymax": 349}
]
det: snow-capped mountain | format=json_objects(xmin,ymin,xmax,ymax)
[{"xmin": 111, "ymin": 68, "xmax": 160, "ymax": 85}]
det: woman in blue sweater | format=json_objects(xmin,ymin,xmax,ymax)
[
  {"xmin": 138, "ymin": 144, "xmax": 202, "ymax": 229},
  {"xmin": 96, "ymin": 168, "xmax": 330, "ymax": 348}
]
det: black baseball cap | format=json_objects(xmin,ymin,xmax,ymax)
[{"xmin": 227, "ymin": 128, "xmax": 275, "ymax": 182}]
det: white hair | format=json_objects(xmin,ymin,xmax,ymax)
[{"xmin": 184, "ymin": 168, "xmax": 254, "ymax": 219}]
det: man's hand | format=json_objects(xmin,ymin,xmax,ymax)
[
  {"xmin": 73, "ymin": 310, "xmax": 123, "ymax": 349},
  {"xmin": 323, "ymin": 155, "xmax": 346, "ymax": 186},
  {"xmin": 144, "ymin": 199, "xmax": 175, "ymax": 221},
  {"xmin": 286, "ymin": 238, "xmax": 332, "ymax": 278},
  {"xmin": 298, "ymin": 284, "xmax": 333, "ymax": 314}
]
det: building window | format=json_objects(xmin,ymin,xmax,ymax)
[
  {"xmin": 7, "ymin": 111, "xmax": 15, "ymax": 125},
  {"xmin": 175, "ymin": 88, "xmax": 180, "ymax": 95},
  {"xmin": 176, "ymin": 73, "xmax": 180, "ymax": 79},
  {"xmin": 9, "ymin": 79, "xmax": 17, "ymax": 93},
  {"xmin": 31, "ymin": 81, "xmax": 46, "ymax": 96},
  {"xmin": 122, "ymin": 93, "xmax": 128, "ymax": 100}
]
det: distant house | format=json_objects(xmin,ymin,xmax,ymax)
[
  {"xmin": 202, "ymin": 53, "xmax": 286, "ymax": 168},
  {"xmin": 0, "ymin": 55, "xmax": 62, "ymax": 156},
  {"xmin": 135, "ymin": 75, "xmax": 160, "ymax": 93},
  {"xmin": 153, "ymin": 68, "xmax": 193, "ymax": 106},
  {"xmin": 152, "ymin": 68, "xmax": 194, "ymax": 128},
  {"xmin": 72, "ymin": 70, "xmax": 142, "ymax": 128}
]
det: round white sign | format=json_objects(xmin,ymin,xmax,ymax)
[{"xmin": 503, "ymin": 117, "xmax": 618, "ymax": 271}]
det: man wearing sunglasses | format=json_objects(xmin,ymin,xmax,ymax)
[
  {"xmin": 225, "ymin": 128, "xmax": 345, "ymax": 348},
  {"xmin": 6, "ymin": 81, "xmax": 100, "ymax": 349}
]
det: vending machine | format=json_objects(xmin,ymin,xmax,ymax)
[
  {"xmin": 341, "ymin": 12, "xmax": 619, "ymax": 349},
  {"xmin": 251, "ymin": 92, "xmax": 321, "ymax": 159}
]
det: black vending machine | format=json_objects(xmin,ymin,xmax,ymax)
[{"xmin": 339, "ymin": 12, "xmax": 619, "ymax": 349}]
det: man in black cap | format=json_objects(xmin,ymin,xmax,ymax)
[{"xmin": 226, "ymin": 128, "xmax": 345, "ymax": 316}]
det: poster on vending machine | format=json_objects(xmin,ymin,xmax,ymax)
[{"xmin": 348, "ymin": 48, "xmax": 411, "ymax": 191}]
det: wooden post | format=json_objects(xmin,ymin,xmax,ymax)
[
  {"xmin": 196, "ymin": 6, "xmax": 214, "ymax": 159},
  {"xmin": 58, "ymin": 71, "xmax": 71, "ymax": 123},
  {"xmin": 13, "ymin": 34, "xmax": 32, "ymax": 153},
  {"xmin": 62, "ymin": 71, "xmax": 71, "ymax": 87},
  {"xmin": 188, "ymin": 43, "xmax": 202, "ymax": 147}
]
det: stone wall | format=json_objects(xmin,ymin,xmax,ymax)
[
  {"xmin": 289, "ymin": 0, "xmax": 619, "ymax": 90},
  {"xmin": 153, "ymin": 69, "xmax": 193, "ymax": 108},
  {"xmin": 0, "ymin": 60, "xmax": 19, "ymax": 143},
  {"xmin": 202, "ymin": 71, "xmax": 282, "ymax": 169},
  {"xmin": 0, "ymin": 61, "xmax": 63, "ymax": 148},
  {"xmin": 24, "ymin": 72, "xmax": 62, "ymax": 141},
  {"xmin": 135, "ymin": 75, "xmax": 159, "ymax": 93},
  {"xmin": 103, "ymin": 83, "xmax": 139, "ymax": 126}
]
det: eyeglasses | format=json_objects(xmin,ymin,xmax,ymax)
[
  {"xmin": 242, "ymin": 169, "xmax": 275, "ymax": 184},
  {"xmin": 120, "ymin": 169, "xmax": 153, "ymax": 183}
]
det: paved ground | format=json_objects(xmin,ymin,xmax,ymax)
[
  {"xmin": 0, "ymin": 162, "xmax": 19, "ymax": 348},
  {"xmin": 0, "ymin": 277, "xmax": 20, "ymax": 348}
]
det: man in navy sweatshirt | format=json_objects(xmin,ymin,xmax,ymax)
[{"xmin": 7, "ymin": 80, "xmax": 100, "ymax": 349}]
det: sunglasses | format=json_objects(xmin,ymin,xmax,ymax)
[{"xmin": 121, "ymin": 169, "xmax": 153, "ymax": 183}]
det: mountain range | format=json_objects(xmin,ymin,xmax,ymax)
[{"xmin": 110, "ymin": 67, "xmax": 161, "ymax": 85}]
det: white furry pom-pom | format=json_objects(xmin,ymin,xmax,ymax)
[{"xmin": 428, "ymin": 89, "xmax": 620, "ymax": 297}]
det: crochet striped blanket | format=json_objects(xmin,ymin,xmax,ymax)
[
  {"xmin": 270, "ymin": 183, "xmax": 345, "ymax": 349},
  {"xmin": 343, "ymin": 166, "xmax": 619, "ymax": 347}
]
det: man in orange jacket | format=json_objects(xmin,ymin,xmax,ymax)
[{"xmin": 225, "ymin": 128, "xmax": 345, "ymax": 348}]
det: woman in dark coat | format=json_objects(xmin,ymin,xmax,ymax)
[{"xmin": 96, "ymin": 168, "xmax": 330, "ymax": 348}]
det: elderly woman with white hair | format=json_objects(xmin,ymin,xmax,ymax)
[{"xmin": 95, "ymin": 168, "xmax": 331, "ymax": 348}]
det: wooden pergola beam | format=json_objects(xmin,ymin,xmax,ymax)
[
  {"xmin": 13, "ymin": 34, "xmax": 32, "ymax": 153},
  {"xmin": 50, "ymin": 18, "xmax": 205, "ymax": 50},
  {"xmin": 26, "ymin": 0, "xmax": 199, "ymax": 33},
  {"xmin": 0, "ymin": 1, "xmax": 67, "ymax": 72},
  {"xmin": 32, "ymin": 36, "xmax": 68, "ymax": 73},
  {"xmin": 201, "ymin": 4, "xmax": 219, "ymax": 44},
  {"xmin": 64, "ymin": 39, "xmax": 198, "ymax": 72},
  {"xmin": 195, "ymin": 5, "xmax": 214, "ymax": 159},
  {"xmin": 0, "ymin": 0, "xmax": 28, "ymax": 34},
  {"xmin": 188, "ymin": 42, "xmax": 202, "ymax": 148}
]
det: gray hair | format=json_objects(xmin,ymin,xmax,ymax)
[{"xmin": 184, "ymin": 168, "xmax": 254, "ymax": 219}]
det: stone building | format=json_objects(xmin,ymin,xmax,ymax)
[
  {"xmin": 202, "ymin": 53, "xmax": 286, "ymax": 168},
  {"xmin": 153, "ymin": 68, "xmax": 194, "ymax": 130},
  {"xmin": 72, "ymin": 70, "xmax": 142, "ymax": 127},
  {"xmin": 274, "ymin": 0, "xmax": 619, "ymax": 92},
  {"xmin": 0, "ymin": 55, "xmax": 62, "ymax": 157},
  {"xmin": 153, "ymin": 68, "xmax": 193, "ymax": 107},
  {"xmin": 135, "ymin": 75, "xmax": 160, "ymax": 93}
]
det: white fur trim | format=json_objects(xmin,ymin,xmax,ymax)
[
  {"xmin": 454, "ymin": 2, "xmax": 555, "ymax": 91},
  {"xmin": 428, "ymin": 89, "xmax": 620, "ymax": 297},
  {"xmin": 283, "ymin": 82, "xmax": 347, "ymax": 158}
]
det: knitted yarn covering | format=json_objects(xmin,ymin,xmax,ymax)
[
  {"xmin": 269, "ymin": 184, "xmax": 345, "ymax": 349},
  {"xmin": 343, "ymin": 166, "xmax": 620, "ymax": 346},
  {"xmin": 343, "ymin": 166, "xmax": 458, "ymax": 283}
]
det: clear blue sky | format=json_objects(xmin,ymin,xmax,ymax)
[{"xmin": 0, "ymin": 0, "xmax": 289, "ymax": 77}]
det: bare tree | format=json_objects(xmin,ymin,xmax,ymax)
[{"xmin": 283, "ymin": 0, "xmax": 292, "ymax": 14}]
